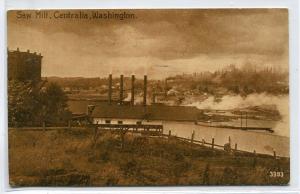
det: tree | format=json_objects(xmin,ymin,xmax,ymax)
[
  {"xmin": 41, "ymin": 83, "xmax": 71, "ymax": 125},
  {"xmin": 8, "ymin": 80, "xmax": 38, "ymax": 127},
  {"xmin": 8, "ymin": 80, "xmax": 71, "ymax": 127}
]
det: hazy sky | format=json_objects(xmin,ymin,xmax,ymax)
[{"xmin": 7, "ymin": 9, "xmax": 288, "ymax": 79}]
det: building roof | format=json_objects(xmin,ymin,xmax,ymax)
[
  {"xmin": 68, "ymin": 100, "xmax": 200, "ymax": 121},
  {"xmin": 68, "ymin": 100, "xmax": 112, "ymax": 115}
]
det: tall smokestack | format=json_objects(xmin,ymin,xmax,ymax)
[
  {"xmin": 108, "ymin": 74, "xmax": 112, "ymax": 104},
  {"xmin": 143, "ymin": 75, "xmax": 147, "ymax": 106},
  {"xmin": 119, "ymin": 74, "xmax": 124, "ymax": 105},
  {"xmin": 131, "ymin": 75, "xmax": 135, "ymax": 105}
]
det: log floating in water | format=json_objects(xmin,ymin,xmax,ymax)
[
  {"xmin": 220, "ymin": 125, "xmax": 274, "ymax": 133},
  {"xmin": 195, "ymin": 123, "xmax": 274, "ymax": 133}
]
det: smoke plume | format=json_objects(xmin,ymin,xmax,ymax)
[{"xmin": 186, "ymin": 93, "xmax": 289, "ymax": 137}]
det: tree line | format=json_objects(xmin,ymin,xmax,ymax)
[
  {"xmin": 167, "ymin": 65, "xmax": 289, "ymax": 96},
  {"xmin": 8, "ymin": 80, "xmax": 71, "ymax": 127}
]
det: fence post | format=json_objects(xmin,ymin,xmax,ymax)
[
  {"xmin": 168, "ymin": 130, "xmax": 171, "ymax": 139},
  {"xmin": 202, "ymin": 139, "xmax": 205, "ymax": 146},
  {"xmin": 203, "ymin": 163, "xmax": 210, "ymax": 185},
  {"xmin": 68, "ymin": 120, "xmax": 71, "ymax": 129},
  {"xmin": 235, "ymin": 143, "xmax": 237, "ymax": 151},
  {"xmin": 211, "ymin": 138, "xmax": 215, "ymax": 149},
  {"xmin": 253, "ymin": 149, "xmax": 257, "ymax": 167},
  {"xmin": 240, "ymin": 112, "xmax": 243, "ymax": 129},
  {"xmin": 273, "ymin": 150, "xmax": 276, "ymax": 159},
  {"xmin": 191, "ymin": 130, "xmax": 195, "ymax": 144},
  {"xmin": 245, "ymin": 112, "xmax": 248, "ymax": 130}
]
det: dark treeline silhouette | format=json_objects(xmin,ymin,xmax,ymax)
[
  {"xmin": 45, "ymin": 65, "xmax": 288, "ymax": 97},
  {"xmin": 45, "ymin": 76, "xmax": 149, "ymax": 93},
  {"xmin": 44, "ymin": 77, "xmax": 106, "ymax": 90},
  {"xmin": 167, "ymin": 64, "xmax": 288, "ymax": 96}
]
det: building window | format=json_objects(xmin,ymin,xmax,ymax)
[
  {"xmin": 105, "ymin": 120, "xmax": 111, "ymax": 124},
  {"xmin": 118, "ymin": 120, "xmax": 123, "ymax": 124},
  {"xmin": 136, "ymin": 121, "xmax": 142, "ymax": 125}
]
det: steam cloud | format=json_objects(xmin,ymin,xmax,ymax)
[
  {"xmin": 124, "ymin": 92, "xmax": 144, "ymax": 105},
  {"xmin": 186, "ymin": 93, "xmax": 289, "ymax": 137}
]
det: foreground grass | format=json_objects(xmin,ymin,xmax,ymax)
[{"xmin": 9, "ymin": 128, "xmax": 289, "ymax": 186}]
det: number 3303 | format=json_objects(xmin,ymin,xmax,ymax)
[{"xmin": 269, "ymin": 171, "xmax": 284, "ymax": 178}]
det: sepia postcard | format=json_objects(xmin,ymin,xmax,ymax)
[{"xmin": 7, "ymin": 9, "xmax": 289, "ymax": 186}]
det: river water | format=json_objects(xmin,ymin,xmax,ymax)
[{"xmin": 161, "ymin": 120, "xmax": 289, "ymax": 157}]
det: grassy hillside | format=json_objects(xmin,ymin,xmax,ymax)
[{"xmin": 9, "ymin": 128, "xmax": 289, "ymax": 186}]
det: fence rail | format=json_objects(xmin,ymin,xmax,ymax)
[
  {"xmin": 162, "ymin": 130, "xmax": 280, "ymax": 158},
  {"xmin": 9, "ymin": 125, "xmax": 282, "ymax": 159}
]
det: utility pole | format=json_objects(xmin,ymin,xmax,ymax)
[{"xmin": 245, "ymin": 112, "xmax": 248, "ymax": 129}]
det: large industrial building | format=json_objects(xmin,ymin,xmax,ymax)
[
  {"xmin": 8, "ymin": 48, "xmax": 42, "ymax": 82},
  {"xmin": 68, "ymin": 74, "xmax": 202, "ymax": 126}
]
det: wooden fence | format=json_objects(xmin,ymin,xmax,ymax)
[
  {"xmin": 162, "ymin": 129, "xmax": 278, "ymax": 159},
  {"xmin": 90, "ymin": 124, "xmax": 279, "ymax": 159},
  {"xmin": 9, "ymin": 124, "xmax": 280, "ymax": 159}
]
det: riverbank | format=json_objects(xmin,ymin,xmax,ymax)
[{"xmin": 9, "ymin": 128, "xmax": 289, "ymax": 186}]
